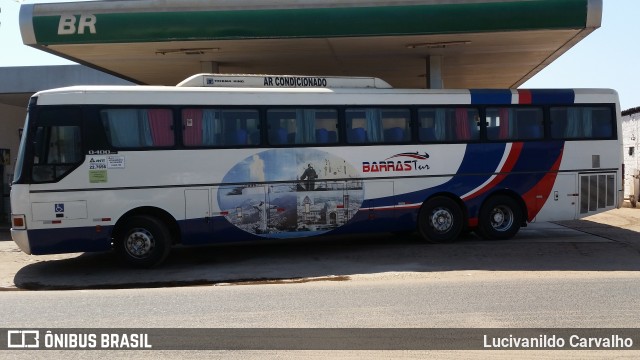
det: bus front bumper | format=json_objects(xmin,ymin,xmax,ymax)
[
  {"xmin": 11, "ymin": 227, "xmax": 114, "ymax": 255},
  {"xmin": 11, "ymin": 229, "xmax": 32, "ymax": 255}
]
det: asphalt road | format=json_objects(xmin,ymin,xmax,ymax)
[
  {"xmin": 3, "ymin": 272, "xmax": 640, "ymax": 328},
  {"xmin": 2, "ymin": 272, "xmax": 640, "ymax": 359}
]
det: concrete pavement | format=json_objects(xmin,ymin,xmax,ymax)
[{"xmin": 0, "ymin": 208, "xmax": 639, "ymax": 290}]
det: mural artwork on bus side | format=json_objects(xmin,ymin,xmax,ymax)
[{"xmin": 217, "ymin": 149, "xmax": 364, "ymax": 238}]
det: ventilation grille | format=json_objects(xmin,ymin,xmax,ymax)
[{"xmin": 580, "ymin": 173, "xmax": 616, "ymax": 214}]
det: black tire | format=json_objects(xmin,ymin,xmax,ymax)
[
  {"xmin": 476, "ymin": 195, "xmax": 523, "ymax": 240},
  {"xmin": 417, "ymin": 196, "xmax": 464, "ymax": 243},
  {"xmin": 114, "ymin": 215, "xmax": 172, "ymax": 268}
]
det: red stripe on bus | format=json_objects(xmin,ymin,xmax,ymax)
[
  {"xmin": 522, "ymin": 149, "xmax": 563, "ymax": 221},
  {"xmin": 462, "ymin": 142, "xmax": 524, "ymax": 201},
  {"xmin": 518, "ymin": 89, "xmax": 532, "ymax": 104}
]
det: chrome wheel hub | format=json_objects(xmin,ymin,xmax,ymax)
[
  {"xmin": 490, "ymin": 206, "xmax": 513, "ymax": 232},
  {"xmin": 430, "ymin": 208, "xmax": 453, "ymax": 233},
  {"xmin": 125, "ymin": 228, "xmax": 155, "ymax": 258}
]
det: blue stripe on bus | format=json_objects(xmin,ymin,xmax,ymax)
[
  {"xmin": 470, "ymin": 89, "xmax": 513, "ymax": 105},
  {"xmin": 455, "ymin": 143, "xmax": 508, "ymax": 175},
  {"xmin": 509, "ymin": 141, "xmax": 564, "ymax": 174},
  {"xmin": 529, "ymin": 89, "xmax": 575, "ymax": 105},
  {"xmin": 27, "ymin": 227, "xmax": 113, "ymax": 255}
]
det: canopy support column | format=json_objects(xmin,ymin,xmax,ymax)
[
  {"xmin": 426, "ymin": 56, "xmax": 443, "ymax": 89},
  {"xmin": 201, "ymin": 61, "xmax": 219, "ymax": 73}
]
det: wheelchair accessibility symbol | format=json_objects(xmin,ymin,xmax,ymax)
[{"xmin": 55, "ymin": 204, "xmax": 65, "ymax": 213}]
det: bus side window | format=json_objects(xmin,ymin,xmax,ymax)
[
  {"xmin": 267, "ymin": 108, "xmax": 338, "ymax": 145},
  {"xmin": 381, "ymin": 109, "xmax": 410, "ymax": 143},
  {"xmin": 101, "ymin": 108, "xmax": 174, "ymax": 148},
  {"xmin": 222, "ymin": 110, "xmax": 260, "ymax": 146},
  {"xmin": 419, "ymin": 108, "xmax": 479, "ymax": 142},
  {"xmin": 591, "ymin": 108, "xmax": 613, "ymax": 138},
  {"xmin": 418, "ymin": 109, "xmax": 438, "ymax": 142},
  {"xmin": 486, "ymin": 107, "xmax": 543, "ymax": 141},
  {"xmin": 451, "ymin": 108, "xmax": 480, "ymax": 141},
  {"xmin": 314, "ymin": 110, "xmax": 339, "ymax": 144},
  {"xmin": 346, "ymin": 111, "xmax": 368, "ymax": 144},
  {"xmin": 511, "ymin": 108, "xmax": 544, "ymax": 140},
  {"xmin": 550, "ymin": 106, "xmax": 614, "ymax": 139},
  {"xmin": 549, "ymin": 108, "xmax": 567, "ymax": 139},
  {"xmin": 346, "ymin": 108, "xmax": 410, "ymax": 144},
  {"xmin": 267, "ymin": 110, "xmax": 294, "ymax": 145},
  {"xmin": 183, "ymin": 109, "xmax": 260, "ymax": 147},
  {"xmin": 486, "ymin": 108, "xmax": 512, "ymax": 140}
]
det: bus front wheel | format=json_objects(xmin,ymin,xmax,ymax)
[
  {"xmin": 417, "ymin": 196, "xmax": 463, "ymax": 243},
  {"xmin": 476, "ymin": 195, "xmax": 523, "ymax": 240},
  {"xmin": 115, "ymin": 215, "xmax": 172, "ymax": 268}
]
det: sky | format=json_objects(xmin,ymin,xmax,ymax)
[{"xmin": 0, "ymin": 0, "xmax": 638, "ymax": 110}]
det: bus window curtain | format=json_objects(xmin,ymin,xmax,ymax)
[
  {"xmin": 294, "ymin": 109, "xmax": 317, "ymax": 144},
  {"xmin": 202, "ymin": 109, "xmax": 220, "ymax": 145},
  {"xmin": 138, "ymin": 110, "xmax": 154, "ymax": 147},
  {"xmin": 434, "ymin": 109, "xmax": 446, "ymax": 141},
  {"xmin": 365, "ymin": 109, "xmax": 382, "ymax": 142},
  {"xmin": 147, "ymin": 109, "xmax": 173, "ymax": 146},
  {"xmin": 294, "ymin": 110, "xmax": 304, "ymax": 144},
  {"xmin": 565, "ymin": 108, "xmax": 592, "ymax": 138},
  {"xmin": 455, "ymin": 108, "xmax": 470, "ymax": 140},
  {"xmin": 304, "ymin": 110, "xmax": 316, "ymax": 143},
  {"xmin": 182, "ymin": 109, "xmax": 203, "ymax": 146},
  {"xmin": 499, "ymin": 108, "xmax": 510, "ymax": 139},
  {"xmin": 565, "ymin": 108, "xmax": 579, "ymax": 138},
  {"xmin": 103, "ymin": 109, "xmax": 143, "ymax": 147},
  {"xmin": 583, "ymin": 108, "xmax": 593, "ymax": 137}
]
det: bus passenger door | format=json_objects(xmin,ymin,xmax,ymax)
[{"xmin": 184, "ymin": 189, "xmax": 211, "ymax": 242}]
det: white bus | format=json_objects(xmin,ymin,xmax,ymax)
[{"xmin": 10, "ymin": 74, "xmax": 623, "ymax": 267}]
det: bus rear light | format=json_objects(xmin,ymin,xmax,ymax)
[{"xmin": 12, "ymin": 215, "xmax": 26, "ymax": 230}]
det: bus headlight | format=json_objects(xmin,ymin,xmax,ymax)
[{"xmin": 11, "ymin": 214, "xmax": 26, "ymax": 230}]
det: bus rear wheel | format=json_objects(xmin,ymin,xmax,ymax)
[
  {"xmin": 417, "ymin": 196, "xmax": 463, "ymax": 243},
  {"xmin": 476, "ymin": 195, "xmax": 523, "ymax": 240},
  {"xmin": 115, "ymin": 215, "xmax": 172, "ymax": 268}
]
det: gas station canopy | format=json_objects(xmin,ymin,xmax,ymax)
[{"xmin": 19, "ymin": 0, "xmax": 602, "ymax": 88}]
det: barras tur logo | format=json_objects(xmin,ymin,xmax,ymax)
[{"xmin": 362, "ymin": 151, "xmax": 430, "ymax": 173}]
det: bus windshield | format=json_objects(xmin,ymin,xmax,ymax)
[{"xmin": 12, "ymin": 112, "xmax": 29, "ymax": 184}]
